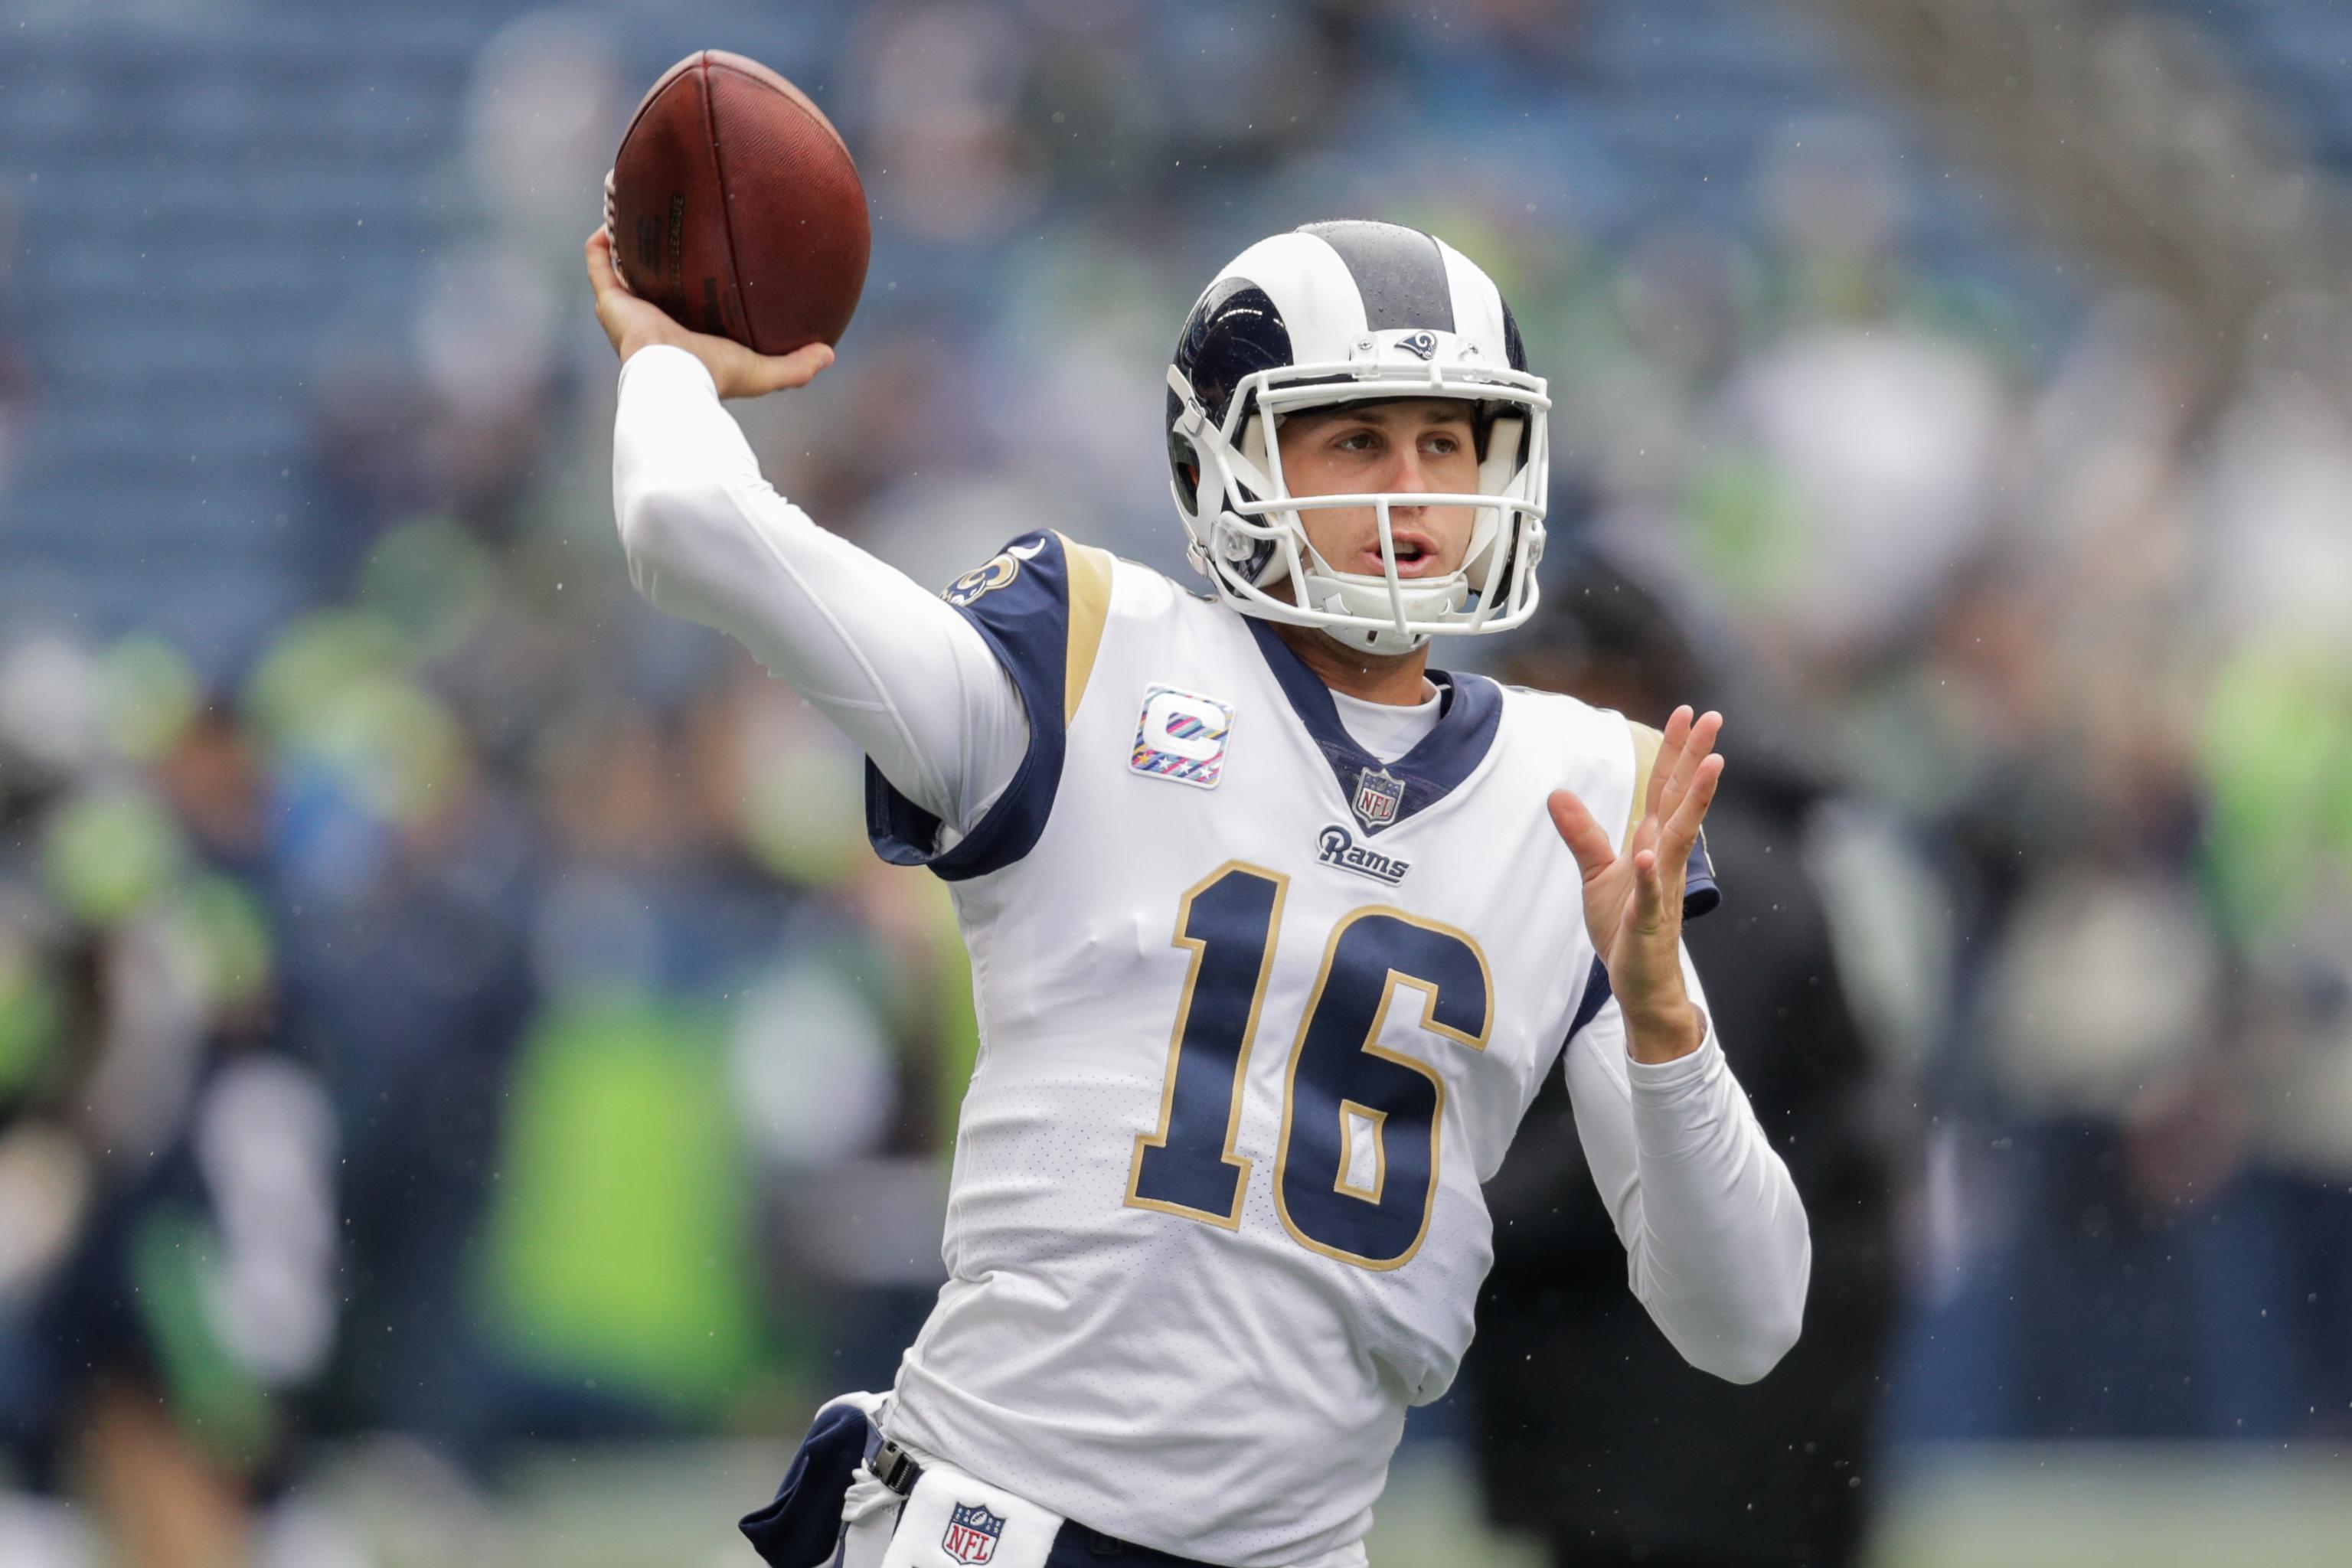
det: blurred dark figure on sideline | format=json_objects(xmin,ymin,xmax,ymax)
[
  {"xmin": 0, "ymin": 650, "xmax": 340, "ymax": 1568},
  {"xmin": 1467, "ymin": 551, "xmax": 1900, "ymax": 1568}
]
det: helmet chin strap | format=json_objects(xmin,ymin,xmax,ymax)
[
  {"xmin": 1328, "ymin": 622, "xmax": 1431, "ymax": 657},
  {"xmin": 1297, "ymin": 541, "xmax": 1465, "ymax": 655}
]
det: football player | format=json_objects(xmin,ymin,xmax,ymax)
[{"xmin": 586, "ymin": 218, "xmax": 1810, "ymax": 1568}]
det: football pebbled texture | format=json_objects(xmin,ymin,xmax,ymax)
[{"xmin": 609, "ymin": 50, "xmax": 870, "ymax": 354}]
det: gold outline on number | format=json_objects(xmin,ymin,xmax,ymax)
[
  {"xmin": 1333, "ymin": 1099, "xmax": 1389, "ymax": 1204},
  {"xmin": 1124, "ymin": 861, "xmax": 1289, "ymax": 1230},
  {"xmin": 1272, "ymin": 906, "xmax": 1493, "ymax": 1272}
]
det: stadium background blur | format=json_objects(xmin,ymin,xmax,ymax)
[{"xmin": 4, "ymin": 1, "xmax": 2352, "ymax": 1564}]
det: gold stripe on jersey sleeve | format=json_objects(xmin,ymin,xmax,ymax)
[
  {"xmin": 1054, "ymin": 533, "xmax": 1116, "ymax": 725},
  {"xmin": 1623, "ymin": 719, "xmax": 1664, "ymax": 851}
]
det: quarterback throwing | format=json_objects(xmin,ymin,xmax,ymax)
[{"xmin": 589, "ymin": 217, "xmax": 1809, "ymax": 1568}]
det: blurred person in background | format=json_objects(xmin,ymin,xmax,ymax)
[
  {"xmin": 1629, "ymin": 119, "xmax": 2015, "ymax": 713},
  {"xmin": 1556, "ymin": 110, "xmax": 2269, "ymax": 1450},
  {"xmin": 240, "ymin": 596, "xmax": 541, "ymax": 1460},
  {"xmin": 0, "ymin": 639, "xmax": 341, "ymax": 1568},
  {"xmin": 2170, "ymin": 288, "xmax": 2352, "ymax": 1439},
  {"xmin": 461, "ymin": 683, "xmax": 779, "ymax": 1444},
  {"xmin": 1870, "ymin": 289, "xmax": 2259, "ymax": 1446},
  {"xmin": 1468, "ymin": 550, "xmax": 1898, "ymax": 1568}
]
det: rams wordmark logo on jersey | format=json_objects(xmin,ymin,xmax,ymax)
[
  {"xmin": 942, "ymin": 1502, "xmax": 1004, "ymax": 1565},
  {"xmin": 1316, "ymin": 824, "xmax": 1410, "ymax": 886}
]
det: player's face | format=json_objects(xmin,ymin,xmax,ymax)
[{"xmin": 1275, "ymin": 400, "xmax": 1480, "ymax": 580}]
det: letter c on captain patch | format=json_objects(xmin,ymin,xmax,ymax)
[{"xmin": 1130, "ymin": 684, "xmax": 1233, "ymax": 789}]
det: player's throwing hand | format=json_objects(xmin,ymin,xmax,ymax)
[
  {"xmin": 1547, "ymin": 704, "xmax": 1725, "ymax": 1064},
  {"xmin": 585, "ymin": 226, "xmax": 833, "ymax": 400}
]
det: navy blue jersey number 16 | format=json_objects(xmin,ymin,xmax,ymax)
[{"xmin": 1125, "ymin": 862, "xmax": 1493, "ymax": 1270}]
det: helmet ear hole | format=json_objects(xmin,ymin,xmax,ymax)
[
  {"xmin": 1165, "ymin": 384, "xmax": 1205, "ymax": 514},
  {"xmin": 1168, "ymin": 432, "xmax": 1203, "ymax": 514}
]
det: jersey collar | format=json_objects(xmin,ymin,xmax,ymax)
[{"xmin": 1245, "ymin": 617, "xmax": 1503, "ymax": 836}]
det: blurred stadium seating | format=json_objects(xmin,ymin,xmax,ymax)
[{"xmin": 0, "ymin": 0, "xmax": 2077, "ymax": 667}]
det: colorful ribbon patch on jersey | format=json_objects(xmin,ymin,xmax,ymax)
[
  {"xmin": 1130, "ymin": 684, "xmax": 1233, "ymax": 789},
  {"xmin": 941, "ymin": 1501, "xmax": 1004, "ymax": 1565}
]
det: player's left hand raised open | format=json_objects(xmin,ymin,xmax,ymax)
[{"xmin": 1547, "ymin": 705, "xmax": 1724, "ymax": 1064}]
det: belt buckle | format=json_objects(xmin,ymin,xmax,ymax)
[{"xmin": 868, "ymin": 1436, "xmax": 921, "ymax": 1497}]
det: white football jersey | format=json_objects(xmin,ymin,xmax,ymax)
[{"xmin": 868, "ymin": 531, "xmax": 1719, "ymax": 1566}]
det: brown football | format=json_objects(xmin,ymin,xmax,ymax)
[{"xmin": 609, "ymin": 50, "xmax": 870, "ymax": 354}]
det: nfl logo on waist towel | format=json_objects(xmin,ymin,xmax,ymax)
[{"xmin": 941, "ymin": 1502, "xmax": 1004, "ymax": 1566}]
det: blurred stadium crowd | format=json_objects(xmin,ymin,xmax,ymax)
[{"xmin": 2, "ymin": 1, "xmax": 2351, "ymax": 1564}]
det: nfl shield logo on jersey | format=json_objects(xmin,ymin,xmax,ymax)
[
  {"xmin": 1351, "ymin": 766, "xmax": 1406, "ymax": 830},
  {"xmin": 941, "ymin": 1502, "xmax": 1004, "ymax": 1565}
]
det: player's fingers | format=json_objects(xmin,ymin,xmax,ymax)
[
  {"xmin": 585, "ymin": 227, "xmax": 619, "ymax": 294},
  {"xmin": 1629, "ymin": 807, "xmax": 1660, "ymax": 862},
  {"xmin": 1629, "ymin": 843, "xmax": 1668, "ymax": 932},
  {"xmin": 1660, "ymin": 752, "xmax": 1724, "ymax": 865},
  {"xmin": 1647, "ymin": 705, "xmax": 1693, "ymax": 818},
  {"xmin": 1547, "ymin": 789, "xmax": 1617, "ymax": 883},
  {"xmin": 1658, "ymin": 709, "xmax": 1720, "ymax": 818},
  {"xmin": 781, "ymin": 341, "xmax": 838, "ymax": 387},
  {"xmin": 734, "ymin": 341, "xmax": 835, "ymax": 397}
]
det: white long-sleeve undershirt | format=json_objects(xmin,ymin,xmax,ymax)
[
  {"xmin": 1569, "ymin": 950, "xmax": 1812, "ymax": 1383},
  {"xmin": 612, "ymin": 345, "xmax": 1027, "ymax": 833},
  {"xmin": 610, "ymin": 342, "xmax": 1808, "ymax": 1383}
]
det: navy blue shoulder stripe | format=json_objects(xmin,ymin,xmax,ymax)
[{"xmin": 866, "ymin": 531, "xmax": 1095, "ymax": 882}]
